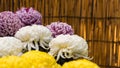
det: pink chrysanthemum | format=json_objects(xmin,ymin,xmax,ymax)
[
  {"xmin": 47, "ymin": 21, "xmax": 74, "ymax": 37},
  {"xmin": 0, "ymin": 11, "xmax": 24, "ymax": 36},
  {"xmin": 16, "ymin": 7, "xmax": 42, "ymax": 25}
]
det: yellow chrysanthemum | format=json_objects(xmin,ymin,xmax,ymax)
[
  {"xmin": 21, "ymin": 50, "xmax": 61, "ymax": 68},
  {"xmin": 62, "ymin": 59, "xmax": 100, "ymax": 68},
  {"xmin": 0, "ymin": 56, "xmax": 31, "ymax": 68}
]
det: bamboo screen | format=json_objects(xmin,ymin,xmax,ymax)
[{"xmin": 0, "ymin": 0, "xmax": 120, "ymax": 68}]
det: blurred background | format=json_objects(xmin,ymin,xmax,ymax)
[{"xmin": 0, "ymin": 0, "xmax": 120, "ymax": 68}]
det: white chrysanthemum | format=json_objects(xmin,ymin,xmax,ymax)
[
  {"xmin": 15, "ymin": 25, "xmax": 52, "ymax": 51},
  {"xmin": 0, "ymin": 37, "xmax": 23, "ymax": 57},
  {"xmin": 48, "ymin": 34, "xmax": 91, "ymax": 61}
]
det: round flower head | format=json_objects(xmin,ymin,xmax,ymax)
[
  {"xmin": 0, "ymin": 11, "xmax": 24, "ymax": 36},
  {"xmin": 16, "ymin": 7, "xmax": 42, "ymax": 25},
  {"xmin": 48, "ymin": 34, "xmax": 92, "ymax": 64},
  {"xmin": 62, "ymin": 59, "xmax": 100, "ymax": 68},
  {"xmin": 0, "ymin": 37, "xmax": 24, "ymax": 57},
  {"xmin": 21, "ymin": 51, "xmax": 61, "ymax": 68},
  {"xmin": 0, "ymin": 56, "xmax": 31, "ymax": 68},
  {"xmin": 47, "ymin": 21, "xmax": 74, "ymax": 37},
  {"xmin": 15, "ymin": 25, "xmax": 52, "ymax": 52}
]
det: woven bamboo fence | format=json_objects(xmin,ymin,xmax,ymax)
[{"xmin": 0, "ymin": 0, "xmax": 120, "ymax": 68}]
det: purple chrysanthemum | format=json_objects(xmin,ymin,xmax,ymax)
[
  {"xmin": 16, "ymin": 7, "xmax": 42, "ymax": 25},
  {"xmin": 47, "ymin": 21, "xmax": 74, "ymax": 37},
  {"xmin": 0, "ymin": 11, "xmax": 24, "ymax": 37}
]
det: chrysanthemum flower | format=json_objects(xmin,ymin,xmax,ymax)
[
  {"xmin": 0, "ymin": 37, "xmax": 24, "ymax": 57},
  {"xmin": 0, "ymin": 56, "xmax": 31, "ymax": 68},
  {"xmin": 15, "ymin": 25, "xmax": 52, "ymax": 52},
  {"xmin": 21, "ymin": 51, "xmax": 61, "ymax": 68},
  {"xmin": 49, "ymin": 35, "xmax": 91, "ymax": 61},
  {"xmin": 62, "ymin": 59, "xmax": 100, "ymax": 68},
  {"xmin": 0, "ymin": 11, "xmax": 24, "ymax": 36},
  {"xmin": 16, "ymin": 7, "xmax": 42, "ymax": 25},
  {"xmin": 47, "ymin": 21, "xmax": 74, "ymax": 37},
  {"xmin": 48, "ymin": 34, "xmax": 92, "ymax": 65}
]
